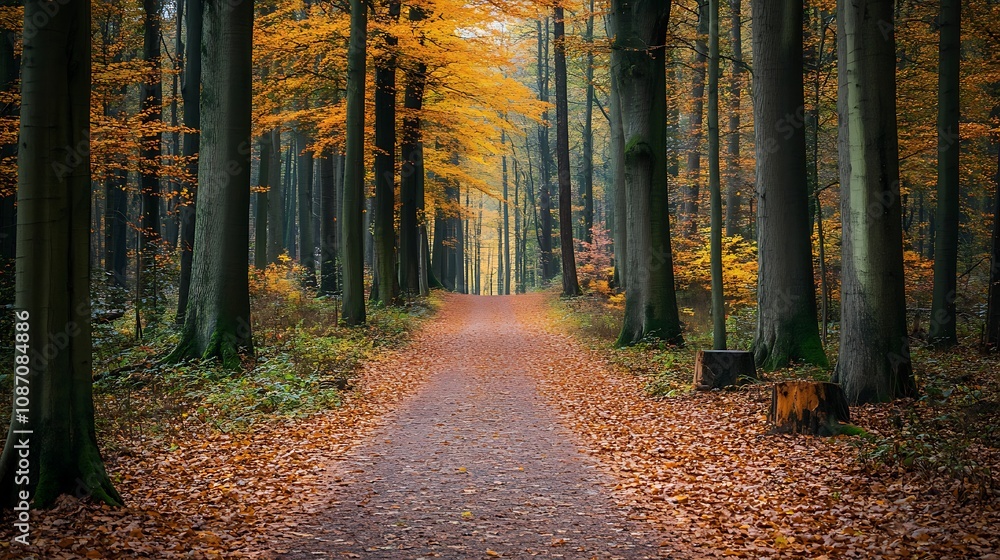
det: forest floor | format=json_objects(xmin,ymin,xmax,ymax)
[{"xmin": 1, "ymin": 292, "xmax": 999, "ymax": 558}]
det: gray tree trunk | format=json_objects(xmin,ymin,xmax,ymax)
[
  {"xmin": 0, "ymin": 0, "xmax": 121, "ymax": 508},
  {"xmin": 681, "ymin": 0, "xmax": 709, "ymax": 234},
  {"xmin": 750, "ymin": 0, "xmax": 826, "ymax": 369},
  {"xmin": 708, "ymin": 0, "xmax": 725, "ymax": 349},
  {"xmin": 167, "ymin": 0, "xmax": 254, "ymax": 367},
  {"xmin": 266, "ymin": 128, "xmax": 284, "ymax": 263},
  {"xmin": 610, "ymin": 0, "xmax": 683, "ymax": 346},
  {"xmin": 254, "ymin": 133, "xmax": 271, "ymax": 270},
  {"xmin": 342, "ymin": 0, "xmax": 367, "ymax": 325},
  {"xmin": 296, "ymin": 130, "xmax": 315, "ymax": 286},
  {"xmin": 373, "ymin": 0, "xmax": 401, "ymax": 305},
  {"xmin": 928, "ymin": 0, "xmax": 960, "ymax": 347},
  {"xmin": 176, "ymin": 0, "xmax": 202, "ymax": 325},
  {"xmin": 832, "ymin": 0, "xmax": 917, "ymax": 404},
  {"xmin": 724, "ymin": 0, "xmax": 743, "ymax": 236},
  {"xmin": 553, "ymin": 6, "xmax": 580, "ymax": 297}
]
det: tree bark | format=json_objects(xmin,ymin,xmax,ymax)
[
  {"xmin": 296, "ymin": 130, "xmax": 315, "ymax": 286},
  {"xmin": 0, "ymin": 0, "xmax": 122, "ymax": 508},
  {"xmin": 928, "ymin": 0, "xmax": 960, "ymax": 347},
  {"xmin": 536, "ymin": 18, "xmax": 555, "ymax": 282},
  {"xmin": 167, "ymin": 0, "xmax": 254, "ymax": 367},
  {"xmin": 986, "ymin": 126, "xmax": 1000, "ymax": 349},
  {"xmin": 610, "ymin": 0, "xmax": 682, "ymax": 347},
  {"xmin": 140, "ymin": 0, "xmax": 162, "ymax": 313},
  {"xmin": 374, "ymin": 0, "xmax": 401, "ymax": 305},
  {"xmin": 266, "ymin": 128, "xmax": 284, "ymax": 263},
  {"xmin": 832, "ymin": 0, "xmax": 917, "ymax": 403},
  {"xmin": 342, "ymin": 0, "xmax": 367, "ymax": 325},
  {"xmin": 176, "ymin": 0, "xmax": 202, "ymax": 325},
  {"xmin": 254, "ymin": 132, "xmax": 271, "ymax": 270},
  {"xmin": 553, "ymin": 6, "xmax": 580, "ymax": 297},
  {"xmin": 751, "ymin": 0, "xmax": 826, "ymax": 369},
  {"xmin": 319, "ymin": 150, "xmax": 338, "ymax": 296},
  {"xmin": 399, "ymin": 6, "xmax": 426, "ymax": 296},
  {"xmin": 681, "ymin": 0, "xmax": 709, "ymax": 234},
  {"xmin": 724, "ymin": 0, "xmax": 743, "ymax": 236},
  {"xmin": 581, "ymin": 0, "xmax": 595, "ymax": 244},
  {"xmin": 708, "ymin": 0, "xmax": 725, "ymax": 349}
]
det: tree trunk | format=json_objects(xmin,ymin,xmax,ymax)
[
  {"xmin": 553, "ymin": 6, "xmax": 580, "ymax": 297},
  {"xmin": 167, "ymin": 0, "xmax": 254, "ymax": 367},
  {"xmin": 140, "ymin": 0, "xmax": 162, "ymax": 314},
  {"xmin": 708, "ymin": 0, "xmax": 726, "ymax": 349},
  {"xmin": 266, "ymin": 128, "xmax": 284, "ymax": 263},
  {"xmin": 724, "ymin": 0, "xmax": 743, "ymax": 236},
  {"xmin": 374, "ymin": 0, "xmax": 401, "ymax": 305},
  {"xmin": 165, "ymin": 0, "xmax": 183, "ymax": 249},
  {"xmin": 582, "ymin": 0, "xmax": 595, "ymax": 244},
  {"xmin": 536, "ymin": 18, "xmax": 555, "ymax": 282},
  {"xmin": 319, "ymin": 150, "xmax": 339, "ymax": 296},
  {"xmin": 928, "ymin": 0, "xmax": 960, "ymax": 347},
  {"xmin": 342, "ymin": 0, "xmax": 367, "ymax": 325},
  {"xmin": 751, "ymin": 0, "xmax": 826, "ymax": 369},
  {"xmin": 296, "ymin": 130, "xmax": 315, "ymax": 286},
  {"xmin": 254, "ymin": 132, "xmax": 271, "ymax": 270},
  {"xmin": 609, "ymin": 68, "xmax": 627, "ymax": 291},
  {"xmin": 986, "ymin": 128, "xmax": 1000, "ymax": 349},
  {"xmin": 681, "ymin": 0, "xmax": 709, "ymax": 234},
  {"xmin": 0, "ymin": 0, "xmax": 122, "ymax": 508},
  {"xmin": 610, "ymin": 0, "xmax": 682, "ymax": 347},
  {"xmin": 399, "ymin": 11, "xmax": 426, "ymax": 295},
  {"xmin": 176, "ymin": 0, "xmax": 202, "ymax": 326},
  {"xmin": 502, "ymin": 138, "xmax": 511, "ymax": 295},
  {"xmin": 832, "ymin": 0, "xmax": 917, "ymax": 404},
  {"xmin": 0, "ymin": 17, "xmax": 15, "ymax": 269}
]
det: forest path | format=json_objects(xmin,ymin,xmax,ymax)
[{"xmin": 273, "ymin": 294, "xmax": 668, "ymax": 559}]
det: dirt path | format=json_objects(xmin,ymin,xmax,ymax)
[{"xmin": 274, "ymin": 295, "xmax": 667, "ymax": 559}]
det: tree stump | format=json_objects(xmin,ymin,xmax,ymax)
[
  {"xmin": 693, "ymin": 350, "xmax": 756, "ymax": 390},
  {"xmin": 769, "ymin": 381, "xmax": 852, "ymax": 436}
]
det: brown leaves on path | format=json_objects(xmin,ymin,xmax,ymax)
[
  {"xmin": 0, "ymin": 301, "xmax": 460, "ymax": 559},
  {"xmin": 511, "ymin": 293, "xmax": 1000, "ymax": 559}
]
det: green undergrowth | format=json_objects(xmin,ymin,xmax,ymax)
[{"xmin": 77, "ymin": 266, "xmax": 441, "ymax": 450}]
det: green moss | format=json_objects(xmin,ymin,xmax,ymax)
[{"xmin": 623, "ymin": 135, "xmax": 652, "ymax": 161}]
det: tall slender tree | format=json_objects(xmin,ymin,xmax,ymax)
[
  {"xmin": 553, "ymin": 5, "xmax": 579, "ymax": 296},
  {"xmin": 536, "ymin": 18, "xmax": 555, "ymax": 281},
  {"xmin": 342, "ymin": 0, "xmax": 367, "ymax": 325},
  {"xmin": 750, "ymin": 0, "xmax": 826, "ymax": 368},
  {"xmin": 708, "ymin": 0, "xmax": 725, "ymax": 349},
  {"xmin": 399, "ymin": 6, "xmax": 426, "ymax": 295},
  {"xmin": 0, "ymin": 0, "xmax": 121, "ymax": 508},
  {"xmin": 374, "ymin": 0, "xmax": 401, "ymax": 305},
  {"xmin": 724, "ymin": 0, "xmax": 743, "ymax": 236},
  {"xmin": 254, "ymin": 132, "xmax": 272, "ymax": 270},
  {"xmin": 681, "ymin": 0, "xmax": 709, "ymax": 233},
  {"xmin": 581, "ymin": 0, "xmax": 595, "ymax": 244},
  {"xmin": 140, "ymin": 0, "xmax": 163, "ymax": 311},
  {"xmin": 928, "ymin": 0, "xmax": 961, "ymax": 347},
  {"xmin": 833, "ymin": 0, "xmax": 917, "ymax": 403},
  {"xmin": 266, "ymin": 128, "xmax": 284, "ymax": 263},
  {"xmin": 167, "ymin": 0, "xmax": 254, "ymax": 367},
  {"xmin": 176, "ymin": 0, "xmax": 202, "ymax": 325},
  {"xmin": 296, "ymin": 130, "xmax": 315, "ymax": 285}
]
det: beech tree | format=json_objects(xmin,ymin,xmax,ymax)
[
  {"xmin": 751, "ymin": 0, "xmax": 826, "ymax": 369},
  {"xmin": 609, "ymin": 0, "xmax": 683, "ymax": 347},
  {"xmin": 0, "ymin": 0, "xmax": 121, "ymax": 508},
  {"xmin": 342, "ymin": 0, "xmax": 367, "ymax": 325},
  {"xmin": 832, "ymin": 0, "xmax": 917, "ymax": 403},
  {"xmin": 373, "ymin": 0, "xmax": 401, "ymax": 305},
  {"xmin": 168, "ymin": 0, "xmax": 254, "ymax": 367},
  {"xmin": 176, "ymin": 0, "xmax": 202, "ymax": 325},
  {"xmin": 928, "ymin": 0, "xmax": 960, "ymax": 347},
  {"xmin": 553, "ymin": 5, "xmax": 579, "ymax": 297}
]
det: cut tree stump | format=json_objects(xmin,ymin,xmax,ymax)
[
  {"xmin": 693, "ymin": 350, "xmax": 756, "ymax": 390},
  {"xmin": 769, "ymin": 381, "xmax": 853, "ymax": 436}
]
